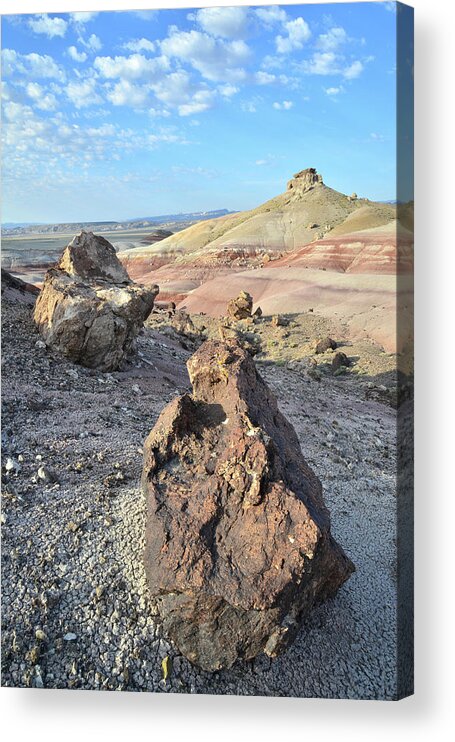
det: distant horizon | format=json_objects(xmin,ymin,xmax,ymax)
[
  {"xmin": 2, "ymin": 3, "xmax": 412, "ymax": 223},
  {"xmin": 2, "ymin": 190, "xmax": 401, "ymax": 228}
]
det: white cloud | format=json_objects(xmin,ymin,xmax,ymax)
[
  {"xmin": 317, "ymin": 27, "xmax": 348, "ymax": 51},
  {"xmin": 255, "ymin": 6, "xmax": 288, "ymax": 27},
  {"xmin": 261, "ymin": 55, "xmax": 285, "ymax": 70},
  {"xmin": 255, "ymin": 154, "xmax": 276, "ymax": 166},
  {"xmin": 219, "ymin": 84, "xmax": 239, "ymax": 97},
  {"xmin": 122, "ymin": 38, "xmax": 155, "ymax": 53},
  {"xmin": 2, "ymin": 49, "xmax": 66, "ymax": 81},
  {"xmin": 94, "ymin": 54, "xmax": 169, "ymax": 81},
  {"xmin": 28, "ymin": 13, "xmax": 68, "ymax": 39},
  {"xmin": 161, "ymin": 29, "xmax": 250, "ymax": 83},
  {"xmin": 106, "ymin": 80, "xmax": 151, "ymax": 108},
  {"xmin": 255, "ymin": 71, "xmax": 276, "ymax": 85},
  {"xmin": 132, "ymin": 11, "xmax": 158, "ymax": 21},
  {"xmin": 25, "ymin": 82, "xmax": 58, "ymax": 111},
  {"xmin": 325, "ymin": 86, "xmax": 344, "ymax": 96},
  {"xmin": 3, "ymin": 101, "xmax": 48, "ymax": 150},
  {"xmin": 70, "ymin": 12, "xmax": 98, "ymax": 24},
  {"xmin": 178, "ymin": 90, "xmax": 214, "ymax": 117},
  {"xmin": 151, "ymin": 70, "xmax": 216, "ymax": 116},
  {"xmin": 86, "ymin": 123, "xmax": 115, "ymax": 137},
  {"xmin": 66, "ymin": 78, "xmax": 102, "ymax": 108},
  {"xmin": 2, "ymin": 99, "xmax": 191, "ymax": 198},
  {"xmin": 344, "ymin": 60, "xmax": 364, "ymax": 79},
  {"xmin": 148, "ymin": 107, "xmax": 171, "ymax": 118},
  {"xmin": 148, "ymin": 129, "xmax": 190, "ymax": 146},
  {"xmin": 241, "ymin": 100, "xmax": 258, "ymax": 113},
  {"xmin": 152, "ymin": 70, "xmax": 193, "ymax": 107},
  {"xmin": 273, "ymin": 100, "xmax": 294, "ymax": 110},
  {"xmin": 190, "ymin": 7, "xmax": 250, "ymax": 39},
  {"xmin": 276, "ymin": 17, "xmax": 311, "ymax": 54},
  {"xmin": 83, "ymin": 34, "xmax": 103, "ymax": 53},
  {"xmin": 304, "ymin": 52, "xmax": 339, "ymax": 75},
  {"xmin": 370, "ymin": 132, "xmax": 386, "ymax": 141},
  {"xmin": 303, "ymin": 49, "xmax": 367, "ymax": 79},
  {"xmin": 68, "ymin": 46, "xmax": 88, "ymax": 63}
]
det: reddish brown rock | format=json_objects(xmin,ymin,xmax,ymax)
[
  {"xmin": 227, "ymin": 290, "xmax": 253, "ymax": 320},
  {"xmin": 332, "ymin": 351, "xmax": 351, "ymax": 371},
  {"xmin": 34, "ymin": 231, "xmax": 158, "ymax": 371},
  {"xmin": 315, "ymin": 337, "xmax": 337, "ymax": 354},
  {"xmin": 143, "ymin": 339, "xmax": 354, "ymax": 671}
]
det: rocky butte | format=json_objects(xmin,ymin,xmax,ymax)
[
  {"xmin": 34, "ymin": 231, "xmax": 158, "ymax": 371},
  {"xmin": 117, "ymin": 167, "xmax": 413, "ymax": 352},
  {"xmin": 142, "ymin": 339, "xmax": 354, "ymax": 671}
]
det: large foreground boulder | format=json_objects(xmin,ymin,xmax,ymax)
[
  {"xmin": 143, "ymin": 339, "xmax": 354, "ymax": 671},
  {"xmin": 34, "ymin": 231, "xmax": 158, "ymax": 371}
]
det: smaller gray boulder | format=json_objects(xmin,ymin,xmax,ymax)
[{"xmin": 34, "ymin": 231, "xmax": 158, "ymax": 371}]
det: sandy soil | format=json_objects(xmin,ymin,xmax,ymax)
[{"xmin": 1, "ymin": 295, "xmax": 399, "ymax": 699}]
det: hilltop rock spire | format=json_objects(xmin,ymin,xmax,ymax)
[{"xmin": 287, "ymin": 167, "xmax": 323, "ymax": 192}]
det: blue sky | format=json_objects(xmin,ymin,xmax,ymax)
[{"xmin": 1, "ymin": 3, "xmax": 406, "ymax": 222}]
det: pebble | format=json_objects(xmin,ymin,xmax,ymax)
[
  {"xmin": 37, "ymin": 465, "xmax": 58, "ymax": 483},
  {"xmin": 34, "ymin": 667, "xmax": 44, "ymax": 689},
  {"xmin": 63, "ymin": 633, "xmax": 77, "ymax": 642},
  {"xmin": 5, "ymin": 457, "xmax": 20, "ymax": 474}
]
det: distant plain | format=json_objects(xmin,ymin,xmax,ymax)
[{"xmin": 1, "ymin": 228, "xmax": 160, "ymax": 284}]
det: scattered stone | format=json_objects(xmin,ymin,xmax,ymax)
[
  {"xmin": 332, "ymin": 352, "xmax": 351, "ymax": 372},
  {"xmin": 173, "ymin": 310, "xmax": 197, "ymax": 338},
  {"xmin": 271, "ymin": 315, "xmax": 289, "ymax": 327},
  {"xmin": 252, "ymin": 306, "xmax": 263, "ymax": 318},
  {"xmin": 35, "ymin": 340, "xmax": 46, "ymax": 350},
  {"xmin": 143, "ymin": 339, "xmax": 354, "ymax": 671},
  {"xmin": 35, "ymin": 629, "xmax": 47, "ymax": 642},
  {"xmin": 4, "ymin": 457, "xmax": 20, "ymax": 475},
  {"xmin": 315, "ymin": 337, "xmax": 337, "ymax": 354},
  {"xmin": 34, "ymin": 667, "xmax": 44, "ymax": 689},
  {"xmin": 227, "ymin": 291, "xmax": 253, "ymax": 320},
  {"xmin": 63, "ymin": 633, "xmax": 77, "ymax": 642},
  {"xmin": 37, "ymin": 465, "xmax": 58, "ymax": 484},
  {"xmin": 33, "ymin": 231, "xmax": 159, "ymax": 371}
]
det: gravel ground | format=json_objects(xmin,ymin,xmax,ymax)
[{"xmin": 1, "ymin": 296, "xmax": 398, "ymax": 699}]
